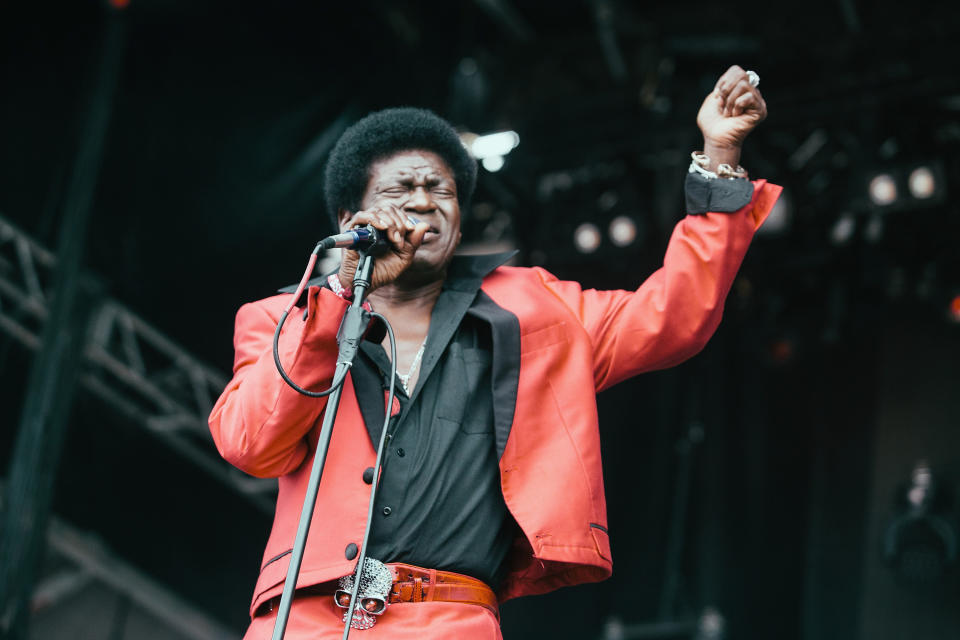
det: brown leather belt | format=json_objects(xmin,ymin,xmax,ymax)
[
  {"xmin": 385, "ymin": 563, "xmax": 499, "ymax": 619},
  {"xmin": 256, "ymin": 563, "xmax": 498, "ymax": 620}
]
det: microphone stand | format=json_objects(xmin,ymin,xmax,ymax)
[{"xmin": 270, "ymin": 249, "xmax": 376, "ymax": 640}]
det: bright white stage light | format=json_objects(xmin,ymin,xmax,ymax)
[
  {"xmin": 470, "ymin": 131, "xmax": 520, "ymax": 159},
  {"xmin": 573, "ymin": 223, "xmax": 602, "ymax": 253},
  {"xmin": 608, "ymin": 216, "xmax": 637, "ymax": 247},
  {"xmin": 908, "ymin": 166, "xmax": 936, "ymax": 199},
  {"xmin": 869, "ymin": 173, "xmax": 898, "ymax": 206},
  {"xmin": 482, "ymin": 155, "xmax": 505, "ymax": 172}
]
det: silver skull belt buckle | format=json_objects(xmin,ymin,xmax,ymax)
[{"xmin": 334, "ymin": 558, "xmax": 394, "ymax": 630}]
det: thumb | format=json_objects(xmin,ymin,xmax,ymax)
[{"xmin": 408, "ymin": 222, "xmax": 430, "ymax": 248}]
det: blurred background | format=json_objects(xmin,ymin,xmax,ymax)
[{"xmin": 1, "ymin": 0, "xmax": 959, "ymax": 638}]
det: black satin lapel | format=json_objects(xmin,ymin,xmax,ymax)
[
  {"xmin": 352, "ymin": 348, "xmax": 387, "ymax": 448},
  {"xmin": 467, "ymin": 291, "xmax": 520, "ymax": 460},
  {"xmin": 412, "ymin": 289, "xmax": 477, "ymax": 401}
]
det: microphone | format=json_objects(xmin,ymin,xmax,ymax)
[
  {"xmin": 318, "ymin": 225, "xmax": 388, "ymax": 252},
  {"xmin": 317, "ymin": 217, "xmax": 422, "ymax": 253}
]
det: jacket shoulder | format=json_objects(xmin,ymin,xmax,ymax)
[
  {"xmin": 484, "ymin": 264, "xmax": 558, "ymax": 285},
  {"xmin": 234, "ymin": 293, "xmax": 292, "ymax": 325}
]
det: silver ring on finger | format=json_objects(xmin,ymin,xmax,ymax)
[{"xmin": 746, "ymin": 70, "xmax": 760, "ymax": 88}]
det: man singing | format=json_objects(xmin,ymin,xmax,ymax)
[{"xmin": 209, "ymin": 65, "xmax": 780, "ymax": 639}]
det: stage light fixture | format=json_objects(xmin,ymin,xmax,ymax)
[
  {"xmin": 868, "ymin": 173, "xmax": 898, "ymax": 206},
  {"xmin": 767, "ymin": 337, "xmax": 795, "ymax": 365},
  {"xmin": 462, "ymin": 130, "xmax": 519, "ymax": 172},
  {"xmin": 908, "ymin": 166, "xmax": 936, "ymax": 199},
  {"xmin": 608, "ymin": 216, "xmax": 637, "ymax": 247},
  {"xmin": 597, "ymin": 190, "xmax": 619, "ymax": 211},
  {"xmin": 948, "ymin": 294, "xmax": 960, "ymax": 324},
  {"xmin": 573, "ymin": 223, "xmax": 602, "ymax": 253},
  {"xmin": 830, "ymin": 212, "xmax": 857, "ymax": 246},
  {"xmin": 470, "ymin": 131, "xmax": 519, "ymax": 159},
  {"xmin": 482, "ymin": 155, "xmax": 505, "ymax": 172},
  {"xmin": 862, "ymin": 162, "xmax": 944, "ymax": 212}
]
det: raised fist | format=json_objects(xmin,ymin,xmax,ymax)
[{"xmin": 697, "ymin": 65, "xmax": 767, "ymax": 154}]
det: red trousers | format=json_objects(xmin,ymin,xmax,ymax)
[{"xmin": 244, "ymin": 594, "xmax": 502, "ymax": 640}]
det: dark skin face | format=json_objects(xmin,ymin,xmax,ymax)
[{"xmin": 337, "ymin": 149, "xmax": 461, "ymax": 292}]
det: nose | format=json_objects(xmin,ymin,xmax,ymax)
[{"xmin": 405, "ymin": 187, "xmax": 436, "ymax": 213}]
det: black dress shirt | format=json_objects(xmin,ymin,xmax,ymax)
[{"xmin": 350, "ymin": 284, "xmax": 516, "ymax": 590}]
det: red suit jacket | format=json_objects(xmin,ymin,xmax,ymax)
[{"xmin": 209, "ymin": 180, "xmax": 781, "ymax": 619}]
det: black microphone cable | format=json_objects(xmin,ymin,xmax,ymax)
[
  {"xmin": 272, "ymin": 223, "xmax": 400, "ymax": 397},
  {"xmin": 272, "ymin": 240, "xmax": 347, "ymax": 397},
  {"xmin": 340, "ymin": 311, "xmax": 398, "ymax": 639}
]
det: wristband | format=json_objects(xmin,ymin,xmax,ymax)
[
  {"xmin": 327, "ymin": 273, "xmax": 354, "ymax": 301},
  {"xmin": 685, "ymin": 172, "xmax": 754, "ymax": 215}
]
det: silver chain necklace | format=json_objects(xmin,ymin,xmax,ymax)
[{"xmin": 396, "ymin": 339, "xmax": 426, "ymax": 395}]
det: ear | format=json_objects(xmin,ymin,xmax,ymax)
[{"xmin": 337, "ymin": 208, "xmax": 352, "ymax": 232}]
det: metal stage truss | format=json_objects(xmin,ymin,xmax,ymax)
[
  {"xmin": 0, "ymin": 213, "xmax": 276, "ymax": 514},
  {"xmin": 29, "ymin": 500, "xmax": 236, "ymax": 640}
]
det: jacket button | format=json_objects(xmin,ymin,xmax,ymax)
[
  {"xmin": 382, "ymin": 506, "xmax": 392, "ymax": 516},
  {"xmin": 396, "ymin": 448, "xmax": 405, "ymax": 457},
  {"xmin": 362, "ymin": 467, "xmax": 375, "ymax": 484},
  {"xmin": 345, "ymin": 543, "xmax": 358, "ymax": 560}
]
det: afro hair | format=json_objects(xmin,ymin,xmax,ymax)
[{"xmin": 323, "ymin": 107, "xmax": 477, "ymax": 231}]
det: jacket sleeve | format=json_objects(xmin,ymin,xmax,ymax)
[
  {"xmin": 208, "ymin": 285, "xmax": 350, "ymax": 478},
  {"xmin": 540, "ymin": 179, "xmax": 781, "ymax": 392}
]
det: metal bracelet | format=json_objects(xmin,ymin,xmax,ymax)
[
  {"xmin": 717, "ymin": 163, "xmax": 748, "ymax": 179},
  {"xmin": 690, "ymin": 151, "xmax": 747, "ymax": 180},
  {"xmin": 689, "ymin": 151, "xmax": 718, "ymax": 179}
]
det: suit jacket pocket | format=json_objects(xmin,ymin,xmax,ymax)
[{"xmin": 521, "ymin": 322, "xmax": 568, "ymax": 356}]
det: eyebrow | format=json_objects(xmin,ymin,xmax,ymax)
[{"xmin": 380, "ymin": 170, "xmax": 452, "ymax": 186}]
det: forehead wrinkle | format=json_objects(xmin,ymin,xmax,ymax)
[{"xmin": 376, "ymin": 166, "xmax": 451, "ymax": 186}]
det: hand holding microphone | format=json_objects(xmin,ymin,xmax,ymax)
[
  {"xmin": 333, "ymin": 205, "xmax": 430, "ymax": 292},
  {"xmin": 319, "ymin": 225, "xmax": 389, "ymax": 252}
]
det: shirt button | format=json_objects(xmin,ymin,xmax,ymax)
[
  {"xmin": 396, "ymin": 448, "xmax": 405, "ymax": 457},
  {"xmin": 362, "ymin": 467, "xmax": 375, "ymax": 484},
  {"xmin": 382, "ymin": 506, "xmax": 392, "ymax": 516},
  {"xmin": 345, "ymin": 543, "xmax": 358, "ymax": 560}
]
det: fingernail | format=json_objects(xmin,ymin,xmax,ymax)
[{"xmin": 407, "ymin": 215, "xmax": 421, "ymax": 225}]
